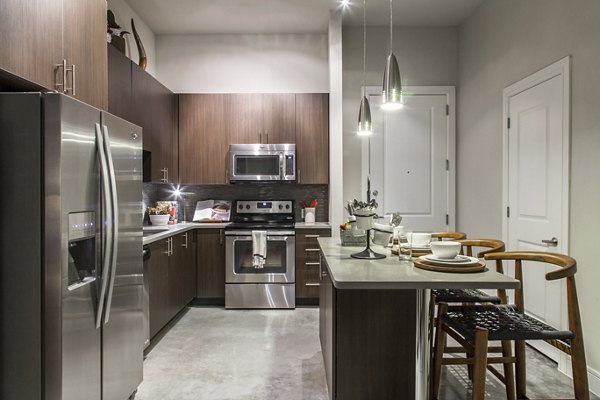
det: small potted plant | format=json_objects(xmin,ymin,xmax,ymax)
[
  {"xmin": 146, "ymin": 204, "xmax": 172, "ymax": 226},
  {"xmin": 299, "ymin": 199, "xmax": 318, "ymax": 225}
]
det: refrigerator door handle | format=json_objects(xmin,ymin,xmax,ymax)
[
  {"xmin": 102, "ymin": 124, "xmax": 120, "ymax": 324},
  {"xmin": 95, "ymin": 123, "xmax": 113, "ymax": 329}
]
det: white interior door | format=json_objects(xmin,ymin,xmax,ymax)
[
  {"xmin": 504, "ymin": 57, "xmax": 570, "ymax": 363},
  {"xmin": 362, "ymin": 87, "xmax": 455, "ymax": 232}
]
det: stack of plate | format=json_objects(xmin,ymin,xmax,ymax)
[{"xmin": 413, "ymin": 254, "xmax": 486, "ymax": 273}]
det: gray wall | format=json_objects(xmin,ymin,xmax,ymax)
[
  {"xmin": 342, "ymin": 26, "xmax": 458, "ymax": 206},
  {"xmin": 458, "ymin": 0, "xmax": 600, "ymax": 377}
]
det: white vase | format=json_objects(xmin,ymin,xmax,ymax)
[
  {"xmin": 304, "ymin": 207, "xmax": 316, "ymax": 224},
  {"xmin": 355, "ymin": 215, "xmax": 373, "ymax": 230}
]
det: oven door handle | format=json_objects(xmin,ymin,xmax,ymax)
[{"xmin": 225, "ymin": 230, "xmax": 295, "ymax": 237}]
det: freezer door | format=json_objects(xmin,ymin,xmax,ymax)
[
  {"xmin": 100, "ymin": 112, "xmax": 144, "ymax": 400},
  {"xmin": 50, "ymin": 94, "xmax": 103, "ymax": 400}
]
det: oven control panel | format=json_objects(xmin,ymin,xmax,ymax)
[{"xmin": 235, "ymin": 200, "xmax": 293, "ymax": 214}]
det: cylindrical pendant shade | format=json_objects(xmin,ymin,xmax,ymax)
[
  {"xmin": 357, "ymin": 96, "xmax": 372, "ymax": 136},
  {"xmin": 381, "ymin": 52, "xmax": 403, "ymax": 110}
]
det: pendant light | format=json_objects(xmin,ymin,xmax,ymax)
[
  {"xmin": 381, "ymin": 0, "xmax": 403, "ymax": 111},
  {"xmin": 357, "ymin": 0, "xmax": 372, "ymax": 136}
]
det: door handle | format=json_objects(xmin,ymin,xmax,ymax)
[
  {"xmin": 541, "ymin": 237, "xmax": 558, "ymax": 247},
  {"xmin": 101, "ymin": 125, "xmax": 119, "ymax": 324},
  {"xmin": 94, "ymin": 124, "xmax": 112, "ymax": 329}
]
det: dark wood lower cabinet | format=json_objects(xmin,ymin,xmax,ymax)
[
  {"xmin": 196, "ymin": 229, "xmax": 226, "ymax": 301},
  {"xmin": 149, "ymin": 232, "xmax": 197, "ymax": 340},
  {"xmin": 319, "ymin": 257, "xmax": 418, "ymax": 400},
  {"xmin": 296, "ymin": 228, "xmax": 331, "ymax": 304},
  {"xmin": 149, "ymin": 239, "xmax": 170, "ymax": 339}
]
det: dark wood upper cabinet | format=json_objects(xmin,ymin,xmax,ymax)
[
  {"xmin": 225, "ymin": 94, "xmax": 263, "ymax": 144},
  {"xmin": 62, "ymin": 0, "xmax": 107, "ymax": 109},
  {"xmin": 126, "ymin": 62, "xmax": 178, "ymax": 183},
  {"xmin": 0, "ymin": 0, "xmax": 62, "ymax": 91},
  {"xmin": 179, "ymin": 94, "xmax": 229, "ymax": 184},
  {"xmin": 262, "ymin": 94, "xmax": 296, "ymax": 144},
  {"xmin": 178, "ymin": 93, "xmax": 327, "ymax": 185},
  {"xmin": 107, "ymin": 45, "xmax": 132, "ymax": 122},
  {"xmin": 296, "ymin": 93, "xmax": 329, "ymax": 184},
  {"xmin": 1, "ymin": 0, "xmax": 107, "ymax": 109}
]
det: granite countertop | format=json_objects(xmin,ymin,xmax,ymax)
[
  {"xmin": 318, "ymin": 236, "xmax": 520, "ymax": 290},
  {"xmin": 143, "ymin": 222, "xmax": 230, "ymax": 245},
  {"xmin": 295, "ymin": 222, "xmax": 331, "ymax": 229}
]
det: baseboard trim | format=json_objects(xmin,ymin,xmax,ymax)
[{"xmin": 587, "ymin": 365, "xmax": 600, "ymax": 396}]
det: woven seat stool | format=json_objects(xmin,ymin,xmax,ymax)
[{"xmin": 431, "ymin": 252, "xmax": 589, "ymax": 400}]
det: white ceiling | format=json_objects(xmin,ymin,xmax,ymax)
[{"xmin": 125, "ymin": 0, "xmax": 485, "ymax": 35}]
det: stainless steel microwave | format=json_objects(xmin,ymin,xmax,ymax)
[{"xmin": 228, "ymin": 144, "xmax": 296, "ymax": 182}]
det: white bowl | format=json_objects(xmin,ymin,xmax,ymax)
[
  {"xmin": 430, "ymin": 241, "xmax": 461, "ymax": 259},
  {"xmin": 372, "ymin": 230, "xmax": 392, "ymax": 246},
  {"xmin": 149, "ymin": 215, "xmax": 170, "ymax": 226}
]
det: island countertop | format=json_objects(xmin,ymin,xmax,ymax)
[{"xmin": 318, "ymin": 236, "xmax": 520, "ymax": 290}]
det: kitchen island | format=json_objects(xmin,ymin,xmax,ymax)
[{"xmin": 317, "ymin": 237, "xmax": 519, "ymax": 400}]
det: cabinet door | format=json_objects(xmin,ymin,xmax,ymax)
[
  {"xmin": 171, "ymin": 232, "xmax": 196, "ymax": 311},
  {"xmin": 131, "ymin": 64, "xmax": 153, "ymax": 152},
  {"xmin": 296, "ymin": 229, "xmax": 331, "ymax": 302},
  {"xmin": 151, "ymin": 80, "xmax": 177, "ymax": 183},
  {"xmin": 63, "ymin": 0, "xmax": 107, "ymax": 109},
  {"xmin": 107, "ymin": 45, "xmax": 132, "ymax": 121},
  {"xmin": 179, "ymin": 94, "xmax": 229, "ymax": 184},
  {"xmin": 196, "ymin": 229, "xmax": 225, "ymax": 299},
  {"xmin": 226, "ymin": 94, "xmax": 262, "ymax": 144},
  {"xmin": 296, "ymin": 94, "xmax": 329, "ymax": 184},
  {"xmin": 262, "ymin": 94, "xmax": 296, "ymax": 144},
  {"xmin": 149, "ymin": 239, "xmax": 170, "ymax": 339},
  {"xmin": 0, "ymin": 0, "xmax": 62, "ymax": 90}
]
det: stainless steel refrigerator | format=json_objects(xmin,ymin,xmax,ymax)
[{"xmin": 0, "ymin": 93, "xmax": 143, "ymax": 400}]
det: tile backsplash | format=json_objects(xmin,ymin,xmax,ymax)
[{"xmin": 143, "ymin": 183, "xmax": 329, "ymax": 223}]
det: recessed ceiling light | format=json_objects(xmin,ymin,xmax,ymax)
[{"xmin": 340, "ymin": 0, "xmax": 350, "ymax": 6}]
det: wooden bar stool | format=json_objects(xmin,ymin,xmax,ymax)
[
  {"xmin": 432, "ymin": 231, "xmax": 467, "ymax": 241},
  {"xmin": 429, "ymin": 240, "xmax": 507, "ymax": 386},
  {"xmin": 431, "ymin": 252, "xmax": 589, "ymax": 400}
]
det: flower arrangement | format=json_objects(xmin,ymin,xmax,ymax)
[
  {"xmin": 299, "ymin": 199, "xmax": 318, "ymax": 208},
  {"xmin": 146, "ymin": 204, "xmax": 172, "ymax": 216}
]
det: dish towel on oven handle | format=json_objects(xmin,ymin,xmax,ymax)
[{"xmin": 252, "ymin": 230, "xmax": 267, "ymax": 269}]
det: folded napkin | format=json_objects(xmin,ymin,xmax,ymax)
[{"xmin": 252, "ymin": 230, "xmax": 267, "ymax": 269}]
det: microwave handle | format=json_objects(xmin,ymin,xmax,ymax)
[{"xmin": 279, "ymin": 153, "xmax": 284, "ymax": 179}]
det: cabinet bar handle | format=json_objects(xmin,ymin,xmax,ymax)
[
  {"xmin": 219, "ymin": 230, "xmax": 224, "ymax": 245},
  {"xmin": 305, "ymin": 283, "xmax": 320, "ymax": 287},
  {"xmin": 55, "ymin": 59, "xmax": 67, "ymax": 92},
  {"xmin": 160, "ymin": 168, "xmax": 168, "ymax": 182},
  {"xmin": 305, "ymin": 248, "xmax": 320, "ymax": 252},
  {"xmin": 182, "ymin": 232, "xmax": 188, "ymax": 248},
  {"xmin": 305, "ymin": 234, "xmax": 320, "ymax": 238},
  {"xmin": 259, "ymin": 132, "xmax": 262, "ymax": 143},
  {"xmin": 266, "ymin": 132, "xmax": 269, "ymax": 143},
  {"xmin": 70, "ymin": 63, "xmax": 76, "ymax": 96},
  {"xmin": 305, "ymin": 262, "xmax": 320, "ymax": 266},
  {"xmin": 298, "ymin": 169, "xmax": 301, "ymax": 184}
]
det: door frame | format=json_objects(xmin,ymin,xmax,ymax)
[
  {"xmin": 361, "ymin": 85, "xmax": 456, "ymax": 230},
  {"xmin": 502, "ymin": 56, "xmax": 571, "ymax": 371}
]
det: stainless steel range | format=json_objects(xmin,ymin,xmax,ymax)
[{"xmin": 225, "ymin": 200, "xmax": 296, "ymax": 309}]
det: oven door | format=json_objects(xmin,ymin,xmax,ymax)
[
  {"xmin": 229, "ymin": 151, "xmax": 282, "ymax": 181},
  {"xmin": 225, "ymin": 232, "xmax": 295, "ymax": 283}
]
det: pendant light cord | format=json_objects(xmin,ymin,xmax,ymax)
[
  {"xmin": 363, "ymin": 0, "xmax": 367, "ymax": 89},
  {"xmin": 389, "ymin": 0, "xmax": 393, "ymax": 53}
]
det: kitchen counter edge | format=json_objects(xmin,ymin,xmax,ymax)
[
  {"xmin": 318, "ymin": 236, "xmax": 520, "ymax": 290},
  {"xmin": 143, "ymin": 222, "xmax": 230, "ymax": 245}
]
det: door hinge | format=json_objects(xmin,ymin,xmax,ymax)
[
  {"xmin": 446, "ymin": 104, "xmax": 450, "ymax": 116},
  {"xmin": 445, "ymin": 214, "xmax": 449, "ymax": 225},
  {"xmin": 506, "ymin": 207, "xmax": 510, "ymax": 218},
  {"xmin": 507, "ymin": 117, "xmax": 511, "ymax": 129},
  {"xmin": 445, "ymin": 159, "xmax": 449, "ymax": 171}
]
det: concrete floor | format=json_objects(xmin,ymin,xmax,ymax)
[{"xmin": 137, "ymin": 307, "xmax": 597, "ymax": 400}]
